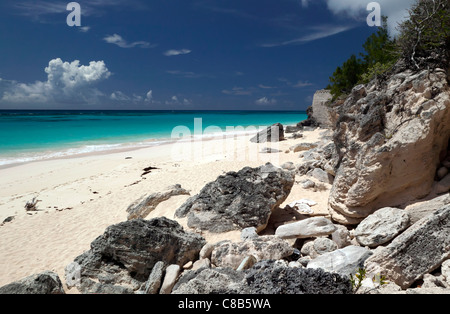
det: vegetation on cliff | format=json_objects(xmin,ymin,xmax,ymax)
[{"xmin": 327, "ymin": 0, "xmax": 450, "ymax": 99}]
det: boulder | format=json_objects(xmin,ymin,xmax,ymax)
[
  {"xmin": 67, "ymin": 217, "xmax": 205, "ymax": 293},
  {"xmin": 172, "ymin": 267, "xmax": 249, "ymax": 294},
  {"xmin": 159, "ymin": 264, "xmax": 181, "ymax": 294},
  {"xmin": 300, "ymin": 238, "xmax": 338, "ymax": 259},
  {"xmin": 307, "ymin": 245, "xmax": 373, "ymax": 278},
  {"xmin": 331, "ymin": 224, "xmax": 352, "ymax": 249},
  {"xmin": 211, "ymin": 236, "xmax": 294, "ymax": 269},
  {"xmin": 126, "ymin": 184, "xmax": 190, "ymax": 220},
  {"xmin": 175, "ymin": 163, "xmax": 295, "ymax": 233},
  {"xmin": 245, "ymin": 260, "xmax": 352, "ymax": 294},
  {"xmin": 285, "ymin": 125, "xmax": 301, "ymax": 133},
  {"xmin": 309, "ymin": 168, "xmax": 334, "ymax": 184},
  {"xmin": 364, "ymin": 205, "xmax": 450, "ymax": 289},
  {"xmin": 354, "ymin": 207, "xmax": 410, "ymax": 248},
  {"xmin": 250, "ymin": 123, "xmax": 285, "ymax": 143},
  {"xmin": 0, "ymin": 271, "xmax": 65, "ymax": 294},
  {"xmin": 144, "ymin": 261, "xmax": 165, "ymax": 294},
  {"xmin": 436, "ymin": 173, "xmax": 450, "ymax": 194},
  {"xmin": 275, "ymin": 217, "xmax": 337, "ymax": 239},
  {"xmin": 329, "ymin": 68, "xmax": 450, "ymax": 225}
]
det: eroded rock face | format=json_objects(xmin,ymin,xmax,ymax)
[
  {"xmin": 250, "ymin": 123, "xmax": 285, "ymax": 143},
  {"xmin": 175, "ymin": 163, "xmax": 295, "ymax": 233},
  {"xmin": 67, "ymin": 217, "xmax": 205, "ymax": 293},
  {"xmin": 329, "ymin": 67, "xmax": 450, "ymax": 224}
]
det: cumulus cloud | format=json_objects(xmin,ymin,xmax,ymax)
[
  {"xmin": 163, "ymin": 49, "xmax": 192, "ymax": 57},
  {"xmin": 325, "ymin": 0, "xmax": 416, "ymax": 35},
  {"xmin": 255, "ymin": 97, "xmax": 277, "ymax": 105},
  {"xmin": 1, "ymin": 58, "xmax": 111, "ymax": 105},
  {"xmin": 104, "ymin": 34, "xmax": 153, "ymax": 48}
]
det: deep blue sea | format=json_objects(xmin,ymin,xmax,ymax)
[{"xmin": 0, "ymin": 110, "xmax": 307, "ymax": 166}]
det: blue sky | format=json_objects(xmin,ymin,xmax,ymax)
[{"xmin": 0, "ymin": 0, "xmax": 415, "ymax": 110}]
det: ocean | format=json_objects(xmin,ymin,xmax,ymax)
[{"xmin": 0, "ymin": 110, "xmax": 307, "ymax": 167}]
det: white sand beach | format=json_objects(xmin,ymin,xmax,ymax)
[{"xmin": 0, "ymin": 128, "xmax": 331, "ymax": 292}]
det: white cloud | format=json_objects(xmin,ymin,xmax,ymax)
[
  {"xmin": 255, "ymin": 97, "xmax": 277, "ymax": 105},
  {"xmin": 293, "ymin": 80, "xmax": 313, "ymax": 88},
  {"xmin": 301, "ymin": 0, "xmax": 310, "ymax": 8},
  {"xmin": 325, "ymin": 0, "xmax": 416, "ymax": 35},
  {"xmin": 145, "ymin": 90, "xmax": 153, "ymax": 102},
  {"xmin": 103, "ymin": 34, "xmax": 153, "ymax": 48},
  {"xmin": 110, "ymin": 91, "xmax": 130, "ymax": 101},
  {"xmin": 79, "ymin": 26, "xmax": 91, "ymax": 33},
  {"xmin": 165, "ymin": 95, "xmax": 192, "ymax": 106},
  {"xmin": 261, "ymin": 24, "xmax": 354, "ymax": 47},
  {"xmin": 1, "ymin": 58, "xmax": 111, "ymax": 104},
  {"xmin": 164, "ymin": 49, "xmax": 192, "ymax": 57}
]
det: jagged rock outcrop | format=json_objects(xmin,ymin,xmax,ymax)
[
  {"xmin": 0, "ymin": 271, "xmax": 65, "ymax": 294},
  {"xmin": 66, "ymin": 217, "xmax": 205, "ymax": 294},
  {"xmin": 175, "ymin": 163, "xmax": 295, "ymax": 233},
  {"xmin": 329, "ymin": 66, "xmax": 450, "ymax": 224}
]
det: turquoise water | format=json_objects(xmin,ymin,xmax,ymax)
[{"xmin": 0, "ymin": 110, "xmax": 307, "ymax": 166}]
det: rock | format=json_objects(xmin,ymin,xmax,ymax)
[
  {"xmin": 364, "ymin": 205, "xmax": 450, "ymax": 289},
  {"xmin": 290, "ymin": 142, "xmax": 318, "ymax": 153},
  {"xmin": 285, "ymin": 125, "xmax": 301, "ymax": 133},
  {"xmin": 300, "ymin": 238, "xmax": 338, "ymax": 259},
  {"xmin": 307, "ymin": 245, "xmax": 373, "ymax": 278},
  {"xmin": 331, "ymin": 225, "xmax": 352, "ymax": 249},
  {"xmin": 144, "ymin": 261, "xmax": 164, "ymax": 294},
  {"xmin": 329, "ymin": 68, "xmax": 450, "ymax": 225},
  {"xmin": 406, "ymin": 194, "xmax": 450, "ymax": 224},
  {"xmin": 250, "ymin": 123, "xmax": 285, "ymax": 143},
  {"xmin": 286, "ymin": 199, "xmax": 316, "ymax": 214},
  {"xmin": 354, "ymin": 207, "xmax": 410, "ymax": 248},
  {"xmin": 172, "ymin": 267, "xmax": 249, "ymax": 294},
  {"xmin": 68, "ymin": 217, "xmax": 205, "ymax": 293},
  {"xmin": 437, "ymin": 167, "xmax": 449, "ymax": 180},
  {"xmin": 308, "ymin": 90, "xmax": 334, "ymax": 128},
  {"xmin": 290, "ymin": 132, "xmax": 303, "ymax": 139},
  {"xmin": 275, "ymin": 217, "xmax": 337, "ymax": 239},
  {"xmin": 310, "ymin": 168, "xmax": 334, "ymax": 184},
  {"xmin": 301, "ymin": 179, "xmax": 315, "ymax": 189},
  {"xmin": 199, "ymin": 243, "xmax": 216, "ymax": 260},
  {"xmin": 175, "ymin": 163, "xmax": 295, "ymax": 233},
  {"xmin": 245, "ymin": 260, "xmax": 352, "ymax": 294},
  {"xmin": 236, "ymin": 255, "xmax": 257, "ymax": 271},
  {"xmin": 281, "ymin": 162, "xmax": 296, "ymax": 171},
  {"xmin": 0, "ymin": 271, "xmax": 65, "ymax": 294},
  {"xmin": 126, "ymin": 184, "xmax": 190, "ymax": 220},
  {"xmin": 442, "ymin": 259, "xmax": 450, "ymax": 286},
  {"xmin": 211, "ymin": 236, "xmax": 294, "ymax": 269},
  {"xmin": 260, "ymin": 147, "xmax": 282, "ymax": 154},
  {"xmin": 192, "ymin": 258, "xmax": 211, "ymax": 271},
  {"xmin": 159, "ymin": 264, "xmax": 181, "ymax": 294},
  {"xmin": 240, "ymin": 227, "xmax": 258, "ymax": 241},
  {"xmin": 436, "ymin": 173, "xmax": 450, "ymax": 194}
]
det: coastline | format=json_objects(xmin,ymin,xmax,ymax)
[{"xmin": 0, "ymin": 125, "xmax": 331, "ymax": 291}]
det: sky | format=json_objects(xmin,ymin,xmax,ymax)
[{"xmin": 0, "ymin": 0, "xmax": 416, "ymax": 111}]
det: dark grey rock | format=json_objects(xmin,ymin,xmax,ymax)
[
  {"xmin": 68, "ymin": 217, "xmax": 205, "ymax": 294},
  {"xmin": 245, "ymin": 260, "xmax": 353, "ymax": 294},
  {"xmin": 250, "ymin": 123, "xmax": 285, "ymax": 143},
  {"xmin": 175, "ymin": 163, "xmax": 295, "ymax": 233},
  {"xmin": 0, "ymin": 271, "xmax": 65, "ymax": 294}
]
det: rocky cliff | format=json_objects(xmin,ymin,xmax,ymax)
[{"xmin": 326, "ymin": 62, "xmax": 450, "ymax": 224}]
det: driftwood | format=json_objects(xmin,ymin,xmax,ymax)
[{"xmin": 25, "ymin": 197, "xmax": 40, "ymax": 212}]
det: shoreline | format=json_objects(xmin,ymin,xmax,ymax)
[
  {"xmin": 0, "ymin": 126, "xmax": 330, "ymax": 290},
  {"xmin": 0, "ymin": 123, "xmax": 302, "ymax": 170}
]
